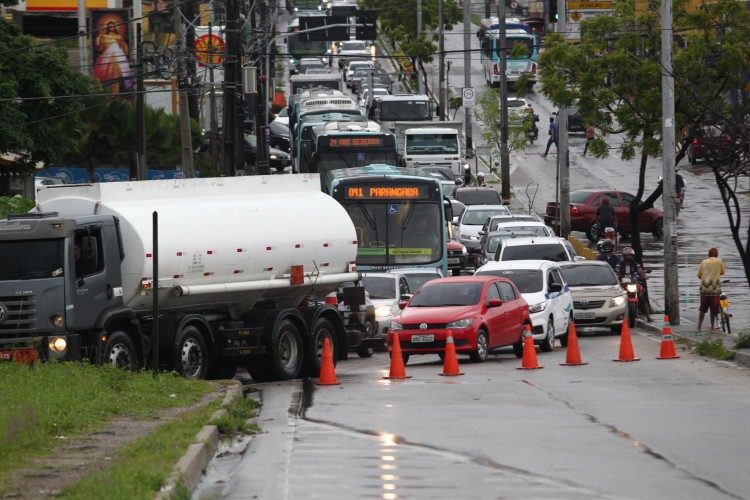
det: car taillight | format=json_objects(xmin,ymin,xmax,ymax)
[
  {"xmin": 571, "ymin": 205, "xmax": 580, "ymax": 215},
  {"xmin": 494, "ymin": 65, "xmax": 499, "ymax": 75},
  {"xmin": 531, "ymin": 63, "xmax": 537, "ymax": 74},
  {"xmin": 692, "ymin": 138, "xmax": 699, "ymax": 145}
]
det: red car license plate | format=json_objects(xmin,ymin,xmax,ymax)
[{"xmin": 411, "ymin": 334, "xmax": 434, "ymax": 343}]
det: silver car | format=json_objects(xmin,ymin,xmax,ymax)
[{"xmin": 558, "ymin": 261, "xmax": 627, "ymax": 333}]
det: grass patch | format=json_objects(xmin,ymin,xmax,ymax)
[
  {"xmin": 695, "ymin": 340, "xmax": 736, "ymax": 360},
  {"xmin": 734, "ymin": 335, "xmax": 750, "ymax": 350},
  {"xmin": 0, "ymin": 362, "xmax": 215, "ymax": 493},
  {"xmin": 57, "ymin": 398, "xmax": 223, "ymax": 500},
  {"xmin": 211, "ymin": 396, "xmax": 261, "ymax": 435}
]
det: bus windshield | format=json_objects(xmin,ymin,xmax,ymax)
[
  {"xmin": 345, "ymin": 202, "xmax": 442, "ymax": 267},
  {"xmin": 405, "ymin": 134, "xmax": 459, "ymax": 154},
  {"xmin": 317, "ymin": 149, "xmax": 398, "ymax": 174},
  {"xmin": 0, "ymin": 239, "xmax": 64, "ymax": 280},
  {"xmin": 378, "ymin": 101, "xmax": 431, "ymax": 121}
]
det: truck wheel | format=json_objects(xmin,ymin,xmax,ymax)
[
  {"xmin": 304, "ymin": 318, "xmax": 336, "ymax": 376},
  {"xmin": 357, "ymin": 321, "xmax": 376, "ymax": 358},
  {"xmin": 103, "ymin": 331, "xmax": 139, "ymax": 372},
  {"xmin": 208, "ymin": 361, "xmax": 238, "ymax": 380},
  {"xmin": 269, "ymin": 319, "xmax": 303, "ymax": 380},
  {"xmin": 175, "ymin": 326, "xmax": 209, "ymax": 379}
]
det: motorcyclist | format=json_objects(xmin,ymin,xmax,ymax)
[
  {"xmin": 615, "ymin": 247, "xmax": 653, "ymax": 322},
  {"xmin": 675, "ymin": 168, "xmax": 686, "ymax": 207},
  {"xmin": 595, "ymin": 239, "xmax": 621, "ymax": 271},
  {"xmin": 475, "ymin": 172, "xmax": 488, "ymax": 187}
]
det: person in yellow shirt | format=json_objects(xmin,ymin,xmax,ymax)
[{"xmin": 697, "ymin": 247, "xmax": 726, "ymax": 334}]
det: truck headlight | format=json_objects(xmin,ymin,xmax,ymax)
[
  {"xmin": 48, "ymin": 336, "xmax": 67, "ymax": 353},
  {"xmin": 610, "ymin": 296, "xmax": 626, "ymax": 307},
  {"xmin": 446, "ymin": 318, "xmax": 473, "ymax": 329}
]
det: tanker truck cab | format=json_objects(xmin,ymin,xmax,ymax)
[
  {"xmin": 394, "ymin": 122, "xmax": 465, "ymax": 176},
  {"xmin": 24, "ymin": 175, "xmax": 369, "ymax": 382}
]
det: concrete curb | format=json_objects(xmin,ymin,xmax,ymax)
[
  {"xmin": 156, "ymin": 380, "xmax": 243, "ymax": 500},
  {"xmin": 636, "ymin": 318, "xmax": 750, "ymax": 366}
]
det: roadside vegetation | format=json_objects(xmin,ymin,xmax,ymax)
[
  {"xmin": 0, "ymin": 362, "xmax": 216, "ymax": 496},
  {"xmin": 0, "ymin": 195, "xmax": 34, "ymax": 218},
  {"xmin": 695, "ymin": 340, "xmax": 736, "ymax": 361}
]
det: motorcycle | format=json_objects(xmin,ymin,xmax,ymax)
[
  {"xmin": 620, "ymin": 276, "xmax": 641, "ymax": 328},
  {"xmin": 528, "ymin": 114, "xmax": 540, "ymax": 143}
]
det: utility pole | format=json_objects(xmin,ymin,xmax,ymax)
[
  {"xmin": 136, "ymin": 25, "xmax": 147, "ymax": 181},
  {"xmin": 258, "ymin": 0, "xmax": 270, "ymax": 175},
  {"xmin": 184, "ymin": 0, "xmax": 199, "ymax": 122},
  {"xmin": 557, "ymin": 0, "xmax": 570, "ymax": 237},
  {"xmin": 209, "ymin": 24, "xmax": 220, "ymax": 174},
  {"xmin": 77, "ymin": 0, "xmax": 88, "ymax": 76},
  {"xmin": 222, "ymin": 0, "xmax": 243, "ymax": 176},
  {"xmin": 175, "ymin": 5, "xmax": 195, "ymax": 179},
  {"xmin": 661, "ymin": 0, "xmax": 679, "ymax": 323},
  {"xmin": 463, "ymin": 0, "xmax": 473, "ymax": 155},
  {"xmin": 438, "ymin": 0, "xmax": 445, "ymax": 121},
  {"xmin": 497, "ymin": 0, "xmax": 510, "ymax": 201}
]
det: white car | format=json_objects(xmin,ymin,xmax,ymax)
[
  {"xmin": 490, "ymin": 220, "xmax": 554, "ymax": 237},
  {"xmin": 388, "ymin": 267, "xmax": 444, "ymax": 292},
  {"xmin": 494, "ymin": 236, "xmax": 583, "ymax": 262},
  {"xmin": 361, "ymin": 272, "xmax": 413, "ymax": 338},
  {"xmin": 345, "ymin": 60, "xmax": 375, "ymax": 86},
  {"xmin": 358, "ymin": 87, "xmax": 390, "ymax": 109},
  {"xmin": 475, "ymin": 260, "xmax": 573, "ymax": 351},
  {"xmin": 558, "ymin": 261, "xmax": 628, "ymax": 334},
  {"xmin": 337, "ymin": 40, "xmax": 372, "ymax": 69},
  {"xmin": 456, "ymin": 204, "xmax": 512, "ymax": 250}
]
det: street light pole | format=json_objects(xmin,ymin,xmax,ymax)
[
  {"xmin": 439, "ymin": 0, "xmax": 445, "ymax": 121},
  {"xmin": 497, "ymin": 0, "xmax": 510, "ymax": 201},
  {"xmin": 557, "ymin": 0, "xmax": 570, "ymax": 237},
  {"xmin": 463, "ymin": 0, "xmax": 473, "ymax": 156}
]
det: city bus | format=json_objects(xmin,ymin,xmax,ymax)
[
  {"xmin": 326, "ymin": 164, "xmax": 451, "ymax": 275},
  {"xmin": 302, "ymin": 121, "xmax": 398, "ymax": 183},
  {"xmin": 286, "ymin": 16, "xmax": 330, "ymax": 68},
  {"xmin": 480, "ymin": 28, "xmax": 539, "ymax": 89}
]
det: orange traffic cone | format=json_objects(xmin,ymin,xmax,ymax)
[
  {"xmin": 316, "ymin": 337, "xmax": 340, "ymax": 385},
  {"xmin": 657, "ymin": 314, "xmax": 680, "ymax": 360},
  {"xmin": 613, "ymin": 320, "xmax": 640, "ymax": 362},
  {"xmin": 324, "ymin": 292, "xmax": 338, "ymax": 306},
  {"xmin": 439, "ymin": 331, "xmax": 464, "ymax": 376},
  {"xmin": 560, "ymin": 321, "xmax": 587, "ymax": 366},
  {"xmin": 384, "ymin": 332, "xmax": 412, "ymax": 379},
  {"xmin": 517, "ymin": 325, "xmax": 544, "ymax": 370}
]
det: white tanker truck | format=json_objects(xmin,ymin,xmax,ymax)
[{"xmin": 0, "ymin": 175, "xmax": 376, "ymax": 380}]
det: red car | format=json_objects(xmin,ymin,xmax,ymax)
[
  {"xmin": 543, "ymin": 190, "xmax": 664, "ymax": 241},
  {"xmin": 387, "ymin": 276, "xmax": 531, "ymax": 364}
]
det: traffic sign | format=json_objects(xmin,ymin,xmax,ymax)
[
  {"xmin": 462, "ymin": 87, "xmax": 475, "ymax": 108},
  {"xmin": 569, "ymin": 1, "xmax": 613, "ymax": 8},
  {"xmin": 476, "ymin": 146, "xmax": 492, "ymax": 156}
]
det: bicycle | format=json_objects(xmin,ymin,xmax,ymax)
[{"xmin": 719, "ymin": 293, "xmax": 731, "ymax": 334}]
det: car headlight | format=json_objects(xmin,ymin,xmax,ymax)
[
  {"xmin": 528, "ymin": 302, "xmax": 547, "ymax": 313},
  {"xmin": 461, "ymin": 246, "xmax": 468, "ymax": 254},
  {"xmin": 376, "ymin": 305, "xmax": 394, "ymax": 318},
  {"xmin": 270, "ymin": 154, "xmax": 278, "ymax": 160},
  {"xmin": 446, "ymin": 317, "xmax": 473, "ymax": 329},
  {"xmin": 390, "ymin": 321, "xmax": 402, "ymax": 331},
  {"xmin": 610, "ymin": 295, "xmax": 626, "ymax": 307},
  {"xmin": 467, "ymin": 235, "xmax": 480, "ymax": 240}
]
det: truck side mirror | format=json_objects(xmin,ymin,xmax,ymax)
[{"xmin": 81, "ymin": 236, "xmax": 98, "ymax": 275}]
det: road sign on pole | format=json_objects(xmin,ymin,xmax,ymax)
[
  {"xmin": 462, "ymin": 87, "xmax": 475, "ymax": 108},
  {"xmin": 475, "ymin": 146, "xmax": 491, "ymax": 156}
]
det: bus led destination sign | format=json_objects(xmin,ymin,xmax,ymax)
[
  {"xmin": 345, "ymin": 186, "xmax": 427, "ymax": 199},
  {"xmin": 323, "ymin": 137, "xmax": 385, "ymax": 147}
]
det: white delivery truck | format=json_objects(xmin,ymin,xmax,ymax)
[
  {"xmin": 393, "ymin": 121, "xmax": 465, "ymax": 175},
  {"xmin": 0, "ymin": 175, "xmax": 375, "ymax": 381}
]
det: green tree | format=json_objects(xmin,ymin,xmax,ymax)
[{"xmin": 0, "ymin": 17, "xmax": 98, "ymax": 183}]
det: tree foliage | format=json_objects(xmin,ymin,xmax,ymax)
[
  {"xmin": 0, "ymin": 17, "xmax": 98, "ymax": 173},
  {"xmin": 539, "ymin": 0, "xmax": 750, "ymax": 287}
]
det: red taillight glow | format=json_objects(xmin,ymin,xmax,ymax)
[
  {"xmin": 531, "ymin": 63, "xmax": 537, "ymax": 74},
  {"xmin": 494, "ymin": 65, "xmax": 499, "ymax": 75},
  {"xmin": 571, "ymin": 206, "xmax": 580, "ymax": 215}
]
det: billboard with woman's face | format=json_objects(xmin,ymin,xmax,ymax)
[{"xmin": 90, "ymin": 9, "xmax": 133, "ymax": 94}]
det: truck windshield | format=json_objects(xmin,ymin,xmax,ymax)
[
  {"xmin": 379, "ymin": 101, "xmax": 431, "ymax": 121},
  {"xmin": 0, "ymin": 239, "xmax": 64, "ymax": 280},
  {"xmin": 405, "ymin": 134, "xmax": 459, "ymax": 154},
  {"xmin": 345, "ymin": 202, "xmax": 441, "ymax": 267}
]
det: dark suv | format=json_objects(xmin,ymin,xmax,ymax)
[{"xmin": 454, "ymin": 186, "xmax": 504, "ymax": 205}]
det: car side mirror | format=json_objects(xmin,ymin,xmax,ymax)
[
  {"xmin": 401, "ymin": 294, "xmax": 412, "ymax": 302},
  {"xmin": 574, "ymin": 256, "xmax": 587, "ymax": 261},
  {"xmin": 548, "ymin": 283, "xmax": 563, "ymax": 293},
  {"xmin": 398, "ymin": 301, "xmax": 408, "ymax": 309},
  {"xmin": 487, "ymin": 299, "xmax": 503, "ymax": 308}
]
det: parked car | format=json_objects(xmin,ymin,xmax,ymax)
[
  {"xmin": 686, "ymin": 125, "xmax": 740, "ymax": 165},
  {"xmin": 456, "ymin": 204, "xmax": 513, "ymax": 250},
  {"xmin": 447, "ymin": 239, "xmax": 470, "ymax": 276},
  {"xmin": 388, "ymin": 276, "xmax": 531, "ymax": 364},
  {"xmin": 361, "ymin": 272, "xmax": 412, "ymax": 339},
  {"xmin": 543, "ymin": 190, "xmax": 665, "ymax": 241},
  {"xmin": 493, "ymin": 236, "xmax": 582, "ymax": 262},
  {"xmin": 243, "ymin": 135, "xmax": 292, "ymax": 172},
  {"xmin": 389, "ymin": 267, "xmax": 444, "ymax": 292},
  {"xmin": 558, "ymin": 261, "xmax": 627, "ymax": 334},
  {"xmin": 475, "ymin": 260, "xmax": 573, "ymax": 351},
  {"xmin": 470, "ymin": 230, "xmax": 538, "ymax": 269},
  {"xmin": 454, "ymin": 186, "xmax": 504, "ymax": 205}
]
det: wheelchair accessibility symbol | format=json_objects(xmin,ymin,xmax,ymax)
[{"xmin": 388, "ymin": 204, "xmax": 399, "ymax": 214}]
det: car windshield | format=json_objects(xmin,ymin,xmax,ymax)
[
  {"xmin": 456, "ymin": 190, "xmax": 503, "ymax": 205},
  {"xmin": 497, "ymin": 225, "xmax": 548, "ymax": 235},
  {"xmin": 362, "ymin": 276, "xmax": 396, "ymax": 299},
  {"xmin": 476, "ymin": 269, "xmax": 542, "ymax": 293},
  {"xmin": 410, "ymin": 282, "xmax": 482, "ymax": 306},
  {"xmin": 341, "ymin": 41, "xmax": 367, "ymax": 51},
  {"xmin": 507, "ymin": 100, "xmax": 526, "ymax": 108},
  {"xmin": 560, "ymin": 265, "xmax": 618, "ymax": 286},
  {"xmin": 397, "ymin": 272, "xmax": 441, "ymax": 291},
  {"xmin": 502, "ymin": 244, "xmax": 569, "ymax": 262},
  {"xmin": 463, "ymin": 209, "xmax": 509, "ymax": 225}
]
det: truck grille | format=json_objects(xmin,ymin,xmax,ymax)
[{"xmin": 0, "ymin": 296, "xmax": 37, "ymax": 334}]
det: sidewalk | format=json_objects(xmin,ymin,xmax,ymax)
[{"xmin": 636, "ymin": 317, "xmax": 750, "ymax": 366}]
